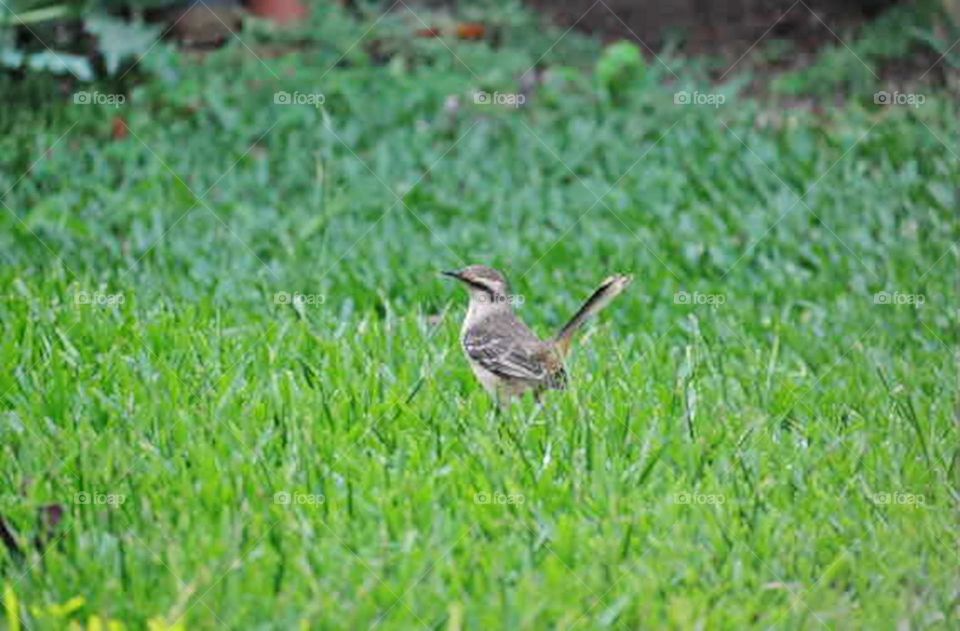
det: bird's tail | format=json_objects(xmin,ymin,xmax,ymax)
[{"xmin": 553, "ymin": 274, "xmax": 632, "ymax": 356}]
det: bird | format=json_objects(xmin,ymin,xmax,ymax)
[{"xmin": 443, "ymin": 265, "xmax": 632, "ymax": 402}]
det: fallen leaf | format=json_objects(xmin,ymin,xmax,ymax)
[
  {"xmin": 112, "ymin": 117, "xmax": 128, "ymax": 140},
  {"xmin": 456, "ymin": 23, "xmax": 485, "ymax": 40}
]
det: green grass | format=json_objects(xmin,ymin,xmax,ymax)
[{"xmin": 1, "ymin": 2, "xmax": 958, "ymax": 629}]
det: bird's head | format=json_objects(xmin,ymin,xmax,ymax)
[{"xmin": 442, "ymin": 265, "xmax": 511, "ymax": 305}]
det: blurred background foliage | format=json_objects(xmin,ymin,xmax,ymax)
[{"xmin": 1, "ymin": 0, "xmax": 958, "ymax": 88}]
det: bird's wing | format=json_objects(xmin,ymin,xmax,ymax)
[{"xmin": 463, "ymin": 328, "xmax": 554, "ymax": 382}]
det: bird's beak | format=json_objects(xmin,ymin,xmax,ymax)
[{"xmin": 441, "ymin": 269, "xmax": 463, "ymax": 280}]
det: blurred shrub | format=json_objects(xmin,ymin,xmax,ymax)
[
  {"xmin": 1, "ymin": 0, "xmax": 167, "ymax": 80},
  {"xmin": 596, "ymin": 40, "xmax": 647, "ymax": 102}
]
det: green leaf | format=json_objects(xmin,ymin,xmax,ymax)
[
  {"xmin": 4, "ymin": 583, "xmax": 20, "ymax": 631},
  {"xmin": 84, "ymin": 14, "xmax": 161, "ymax": 75},
  {"xmin": 24, "ymin": 49, "xmax": 93, "ymax": 80},
  {"xmin": 596, "ymin": 40, "xmax": 646, "ymax": 97}
]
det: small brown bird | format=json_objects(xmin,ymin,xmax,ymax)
[{"xmin": 443, "ymin": 265, "xmax": 632, "ymax": 402}]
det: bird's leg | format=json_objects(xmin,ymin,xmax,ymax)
[{"xmin": 526, "ymin": 387, "xmax": 547, "ymax": 424}]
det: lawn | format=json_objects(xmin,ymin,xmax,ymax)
[{"xmin": 1, "ymin": 2, "xmax": 958, "ymax": 629}]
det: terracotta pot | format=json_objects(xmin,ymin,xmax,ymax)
[
  {"xmin": 172, "ymin": 0, "xmax": 243, "ymax": 46},
  {"xmin": 246, "ymin": 0, "xmax": 308, "ymax": 24}
]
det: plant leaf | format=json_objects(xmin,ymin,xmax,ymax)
[{"xmin": 84, "ymin": 14, "xmax": 161, "ymax": 75}]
